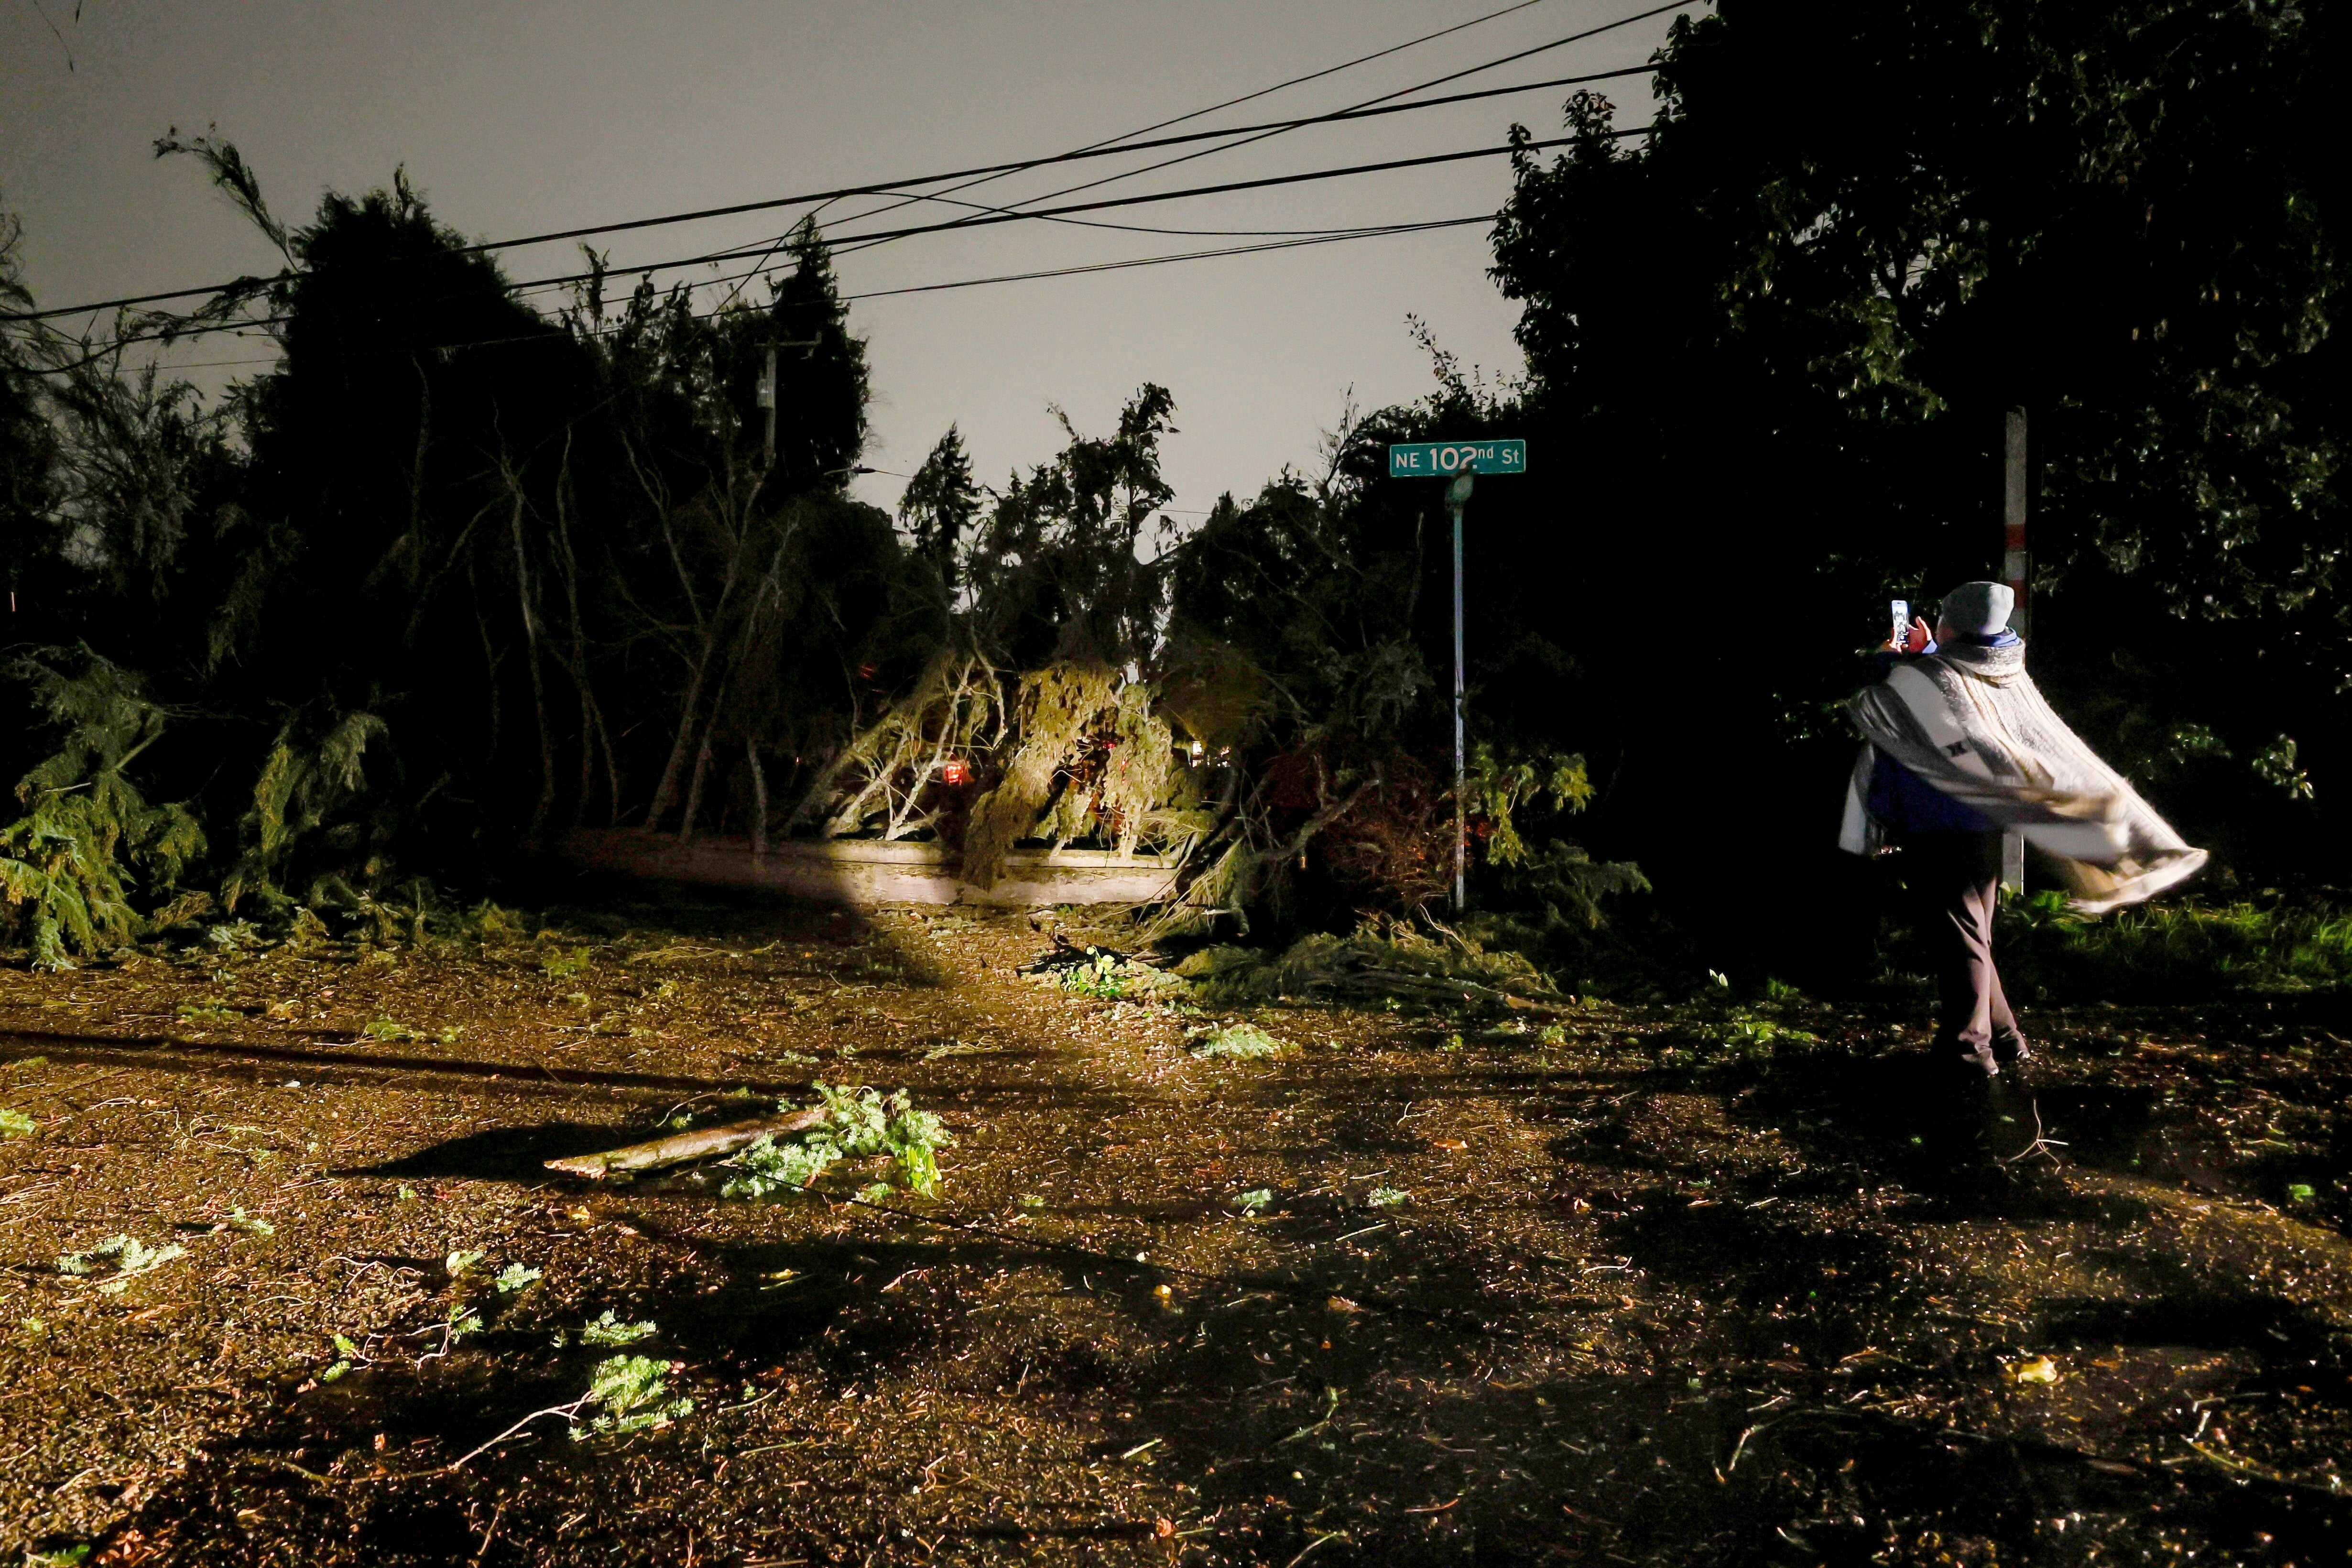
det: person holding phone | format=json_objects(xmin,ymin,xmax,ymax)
[{"xmin": 1839, "ymin": 582, "xmax": 2204, "ymax": 1089}]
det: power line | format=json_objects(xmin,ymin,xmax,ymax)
[
  {"xmin": 806, "ymin": 0, "xmax": 1586, "ymax": 265},
  {"xmin": 498, "ymin": 63, "xmax": 1653, "ymax": 308},
  {"xmin": 836, "ymin": 217, "xmax": 1493, "ymax": 304},
  {"xmin": 0, "ymin": 1, "xmax": 1680, "ymax": 326},
  {"xmin": 24, "ymin": 116, "xmax": 1636, "ymax": 372},
  {"xmin": 465, "ymin": 219, "xmax": 1502, "ymax": 349},
  {"xmin": 831, "ymin": 0, "xmax": 1696, "ymax": 262},
  {"xmin": 505, "ymin": 127, "xmax": 1647, "ymax": 299},
  {"xmin": 26, "ymin": 119, "xmax": 1645, "ymax": 370},
  {"xmin": 491, "ymin": 0, "xmax": 1580, "ymax": 260},
  {"xmin": 54, "ymin": 214, "xmax": 1497, "ymax": 376}
]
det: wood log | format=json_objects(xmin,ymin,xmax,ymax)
[{"xmin": 544, "ymin": 1107, "xmax": 826, "ymax": 1179}]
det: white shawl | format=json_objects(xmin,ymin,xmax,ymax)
[{"xmin": 1839, "ymin": 640, "xmax": 2205, "ymax": 915}]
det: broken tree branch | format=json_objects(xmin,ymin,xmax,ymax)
[{"xmin": 544, "ymin": 1107, "xmax": 825, "ymax": 1179}]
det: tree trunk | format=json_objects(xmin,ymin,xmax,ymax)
[
  {"xmin": 507, "ymin": 486, "xmax": 557, "ymax": 846},
  {"xmin": 679, "ymin": 729, "xmax": 714, "ymax": 843},
  {"xmin": 747, "ymin": 735, "xmax": 769, "ymax": 856}
]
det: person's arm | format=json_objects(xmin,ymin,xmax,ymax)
[{"xmin": 1873, "ymin": 616, "xmax": 1936, "ymax": 671}]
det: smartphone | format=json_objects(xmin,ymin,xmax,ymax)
[{"xmin": 1890, "ymin": 599, "xmax": 1910, "ymax": 650}]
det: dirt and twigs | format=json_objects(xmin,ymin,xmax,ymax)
[{"xmin": 1, "ymin": 893, "xmax": 2348, "ymax": 1566}]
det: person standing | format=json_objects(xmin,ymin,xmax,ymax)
[{"xmin": 1840, "ymin": 582, "xmax": 2205, "ymax": 1082}]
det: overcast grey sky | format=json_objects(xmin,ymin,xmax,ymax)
[{"xmin": 2, "ymin": 0, "xmax": 1688, "ymax": 517}]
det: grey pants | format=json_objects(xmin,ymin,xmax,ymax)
[{"xmin": 1899, "ymin": 831, "xmax": 2028, "ymax": 1073}]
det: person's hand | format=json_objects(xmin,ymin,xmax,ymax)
[{"xmin": 1886, "ymin": 616, "xmax": 1931, "ymax": 654}]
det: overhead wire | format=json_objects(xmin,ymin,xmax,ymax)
[
  {"xmin": 695, "ymin": 2, "xmax": 1576, "ymax": 313},
  {"xmin": 2, "ymin": 1, "xmax": 1679, "ymax": 326},
  {"xmin": 801, "ymin": 0, "xmax": 1580, "ymax": 262},
  {"xmin": 597, "ymin": 61, "xmax": 1655, "ymax": 312},
  {"xmin": 57, "ymin": 214, "xmax": 1498, "ymax": 378},
  {"xmin": 499, "ymin": 126, "xmax": 1649, "ymax": 300},
  {"xmin": 21, "ymin": 112, "xmax": 1651, "ymax": 376},
  {"xmin": 827, "ymin": 0, "xmax": 1697, "ymax": 262}
]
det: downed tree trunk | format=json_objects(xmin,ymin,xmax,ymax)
[{"xmin": 544, "ymin": 1107, "xmax": 826, "ymax": 1179}]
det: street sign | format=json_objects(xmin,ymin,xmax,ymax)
[
  {"xmin": 1383, "ymin": 439, "xmax": 1528, "ymax": 914},
  {"xmin": 1387, "ymin": 438, "xmax": 1526, "ymax": 479}
]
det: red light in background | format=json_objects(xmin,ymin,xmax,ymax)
[{"xmin": 941, "ymin": 758, "xmax": 970, "ymax": 785}]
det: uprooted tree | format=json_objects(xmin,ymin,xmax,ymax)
[{"xmin": 0, "ymin": 144, "xmax": 1645, "ymax": 969}]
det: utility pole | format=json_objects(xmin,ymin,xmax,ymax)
[
  {"xmin": 2003, "ymin": 409, "xmax": 2030, "ymax": 638},
  {"xmin": 758, "ymin": 346, "xmax": 778, "ymax": 470},
  {"xmin": 2001, "ymin": 407, "xmax": 2028, "ymax": 894},
  {"xmin": 1448, "ymin": 468, "xmax": 1473, "ymax": 915}
]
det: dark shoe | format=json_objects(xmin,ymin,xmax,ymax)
[{"xmin": 1992, "ymin": 1031, "xmax": 2033, "ymax": 1067}]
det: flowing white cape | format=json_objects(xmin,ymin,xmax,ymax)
[{"xmin": 1838, "ymin": 640, "xmax": 2205, "ymax": 915}]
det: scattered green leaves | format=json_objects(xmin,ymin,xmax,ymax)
[
  {"xmin": 0, "ymin": 1107, "xmax": 35, "ymax": 1138},
  {"xmin": 361, "ymin": 1017, "xmax": 459, "ymax": 1045},
  {"xmin": 494, "ymin": 1263, "xmax": 543, "ymax": 1294},
  {"xmin": 722, "ymin": 1083, "xmax": 952, "ymax": 1199},
  {"xmin": 577, "ymin": 1353, "xmax": 691, "ymax": 1437},
  {"xmin": 1367, "ymin": 1187, "xmax": 1409, "ymax": 1208},
  {"xmin": 1058, "ymin": 948, "xmax": 1127, "ymax": 999},
  {"xmin": 1188, "ymin": 1021, "xmax": 1282, "ymax": 1060},
  {"xmin": 54, "ymin": 1233, "xmax": 185, "ymax": 1291},
  {"xmin": 1233, "ymin": 1188, "xmax": 1274, "ymax": 1216},
  {"xmin": 579, "ymin": 1310, "xmax": 658, "ymax": 1347},
  {"xmin": 541, "ymin": 946, "xmax": 593, "ymax": 979}
]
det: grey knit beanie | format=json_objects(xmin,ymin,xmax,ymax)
[{"xmin": 1940, "ymin": 581, "xmax": 2014, "ymax": 638}]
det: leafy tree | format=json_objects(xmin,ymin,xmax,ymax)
[{"xmin": 1484, "ymin": 0, "xmax": 2351, "ymax": 956}]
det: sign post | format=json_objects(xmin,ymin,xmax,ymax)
[{"xmin": 1388, "ymin": 439, "xmax": 1528, "ymax": 913}]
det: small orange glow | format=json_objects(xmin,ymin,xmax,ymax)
[{"xmin": 941, "ymin": 758, "xmax": 970, "ymax": 785}]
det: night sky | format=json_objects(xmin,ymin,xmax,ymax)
[{"xmin": 2, "ymin": 0, "xmax": 1682, "ymax": 520}]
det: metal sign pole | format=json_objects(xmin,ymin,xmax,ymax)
[
  {"xmin": 1447, "ymin": 469, "xmax": 1474, "ymax": 915},
  {"xmin": 1384, "ymin": 440, "xmax": 1524, "ymax": 918}
]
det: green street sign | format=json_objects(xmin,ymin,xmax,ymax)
[{"xmin": 1387, "ymin": 438, "xmax": 1526, "ymax": 478}]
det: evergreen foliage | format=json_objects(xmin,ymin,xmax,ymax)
[{"xmin": 0, "ymin": 652, "xmax": 202, "ymax": 967}]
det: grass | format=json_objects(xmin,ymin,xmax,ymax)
[
  {"xmin": 1652, "ymin": 1006, "xmax": 1826, "ymax": 1070},
  {"xmin": 1188, "ymin": 1021, "xmax": 1283, "ymax": 1060},
  {"xmin": 1997, "ymin": 892, "xmax": 2352, "ymax": 1002}
]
